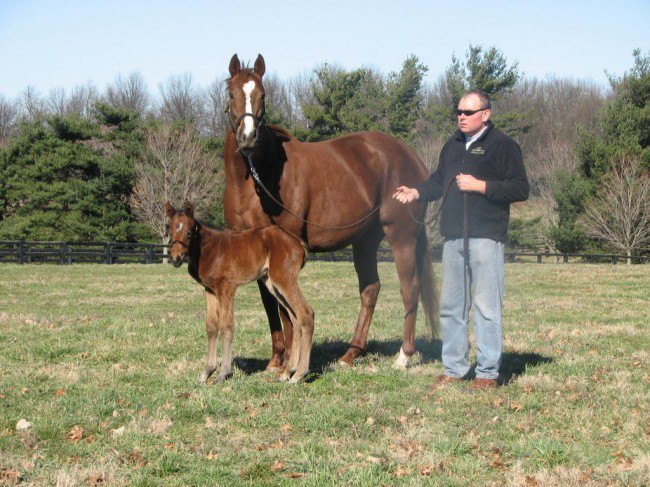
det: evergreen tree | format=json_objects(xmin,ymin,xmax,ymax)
[
  {"xmin": 551, "ymin": 49, "xmax": 649, "ymax": 253},
  {"xmin": 0, "ymin": 108, "xmax": 151, "ymax": 241},
  {"xmin": 385, "ymin": 55, "xmax": 428, "ymax": 141}
]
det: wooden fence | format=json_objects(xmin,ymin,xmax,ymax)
[{"xmin": 0, "ymin": 240, "xmax": 647, "ymax": 265}]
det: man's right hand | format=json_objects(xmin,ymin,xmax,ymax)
[{"xmin": 392, "ymin": 186, "xmax": 420, "ymax": 204}]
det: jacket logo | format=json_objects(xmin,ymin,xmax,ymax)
[{"xmin": 470, "ymin": 147, "xmax": 485, "ymax": 155}]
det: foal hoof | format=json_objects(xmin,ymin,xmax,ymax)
[{"xmin": 215, "ymin": 373, "xmax": 231, "ymax": 383}]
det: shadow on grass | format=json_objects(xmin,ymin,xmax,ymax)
[
  {"xmin": 233, "ymin": 337, "xmax": 442, "ymax": 381},
  {"xmin": 233, "ymin": 341, "xmax": 552, "ymax": 386},
  {"xmin": 498, "ymin": 351, "xmax": 553, "ymax": 385}
]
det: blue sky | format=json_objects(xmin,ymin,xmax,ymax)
[{"xmin": 0, "ymin": 0, "xmax": 648, "ymax": 99}]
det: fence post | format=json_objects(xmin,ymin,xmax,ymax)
[
  {"xmin": 146, "ymin": 244, "xmax": 153, "ymax": 264},
  {"xmin": 104, "ymin": 243, "xmax": 112, "ymax": 264},
  {"xmin": 18, "ymin": 240, "xmax": 25, "ymax": 264},
  {"xmin": 60, "ymin": 242, "xmax": 67, "ymax": 265},
  {"xmin": 611, "ymin": 255, "xmax": 617, "ymax": 265},
  {"xmin": 537, "ymin": 253, "xmax": 542, "ymax": 264},
  {"xmin": 563, "ymin": 254, "xmax": 568, "ymax": 263}
]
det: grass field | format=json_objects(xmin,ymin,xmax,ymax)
[{"xmin": 0, "ymin": 261, "xmax": 648, "ymax": 486}]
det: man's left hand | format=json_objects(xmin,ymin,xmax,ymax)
[{"xmin": 456, "ymin": 173, "xmax": 486, "ymax": 194}]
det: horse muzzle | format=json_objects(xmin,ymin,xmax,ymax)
[{"xmin": 171, "ymin": 256, "xmax": 184, "ymax": 268}]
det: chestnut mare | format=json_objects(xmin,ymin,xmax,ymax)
[
  {"xmin": 166, "ymin": 202, "xmax": 314, "ymax": 383},
  {"xmin": 224, "ymin": 54, "xmax": 438, "ymax": 370}
]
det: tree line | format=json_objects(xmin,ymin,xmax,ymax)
[{"xmin": 0, "ymin": 46, "xmax": 648, "ymax": 259}]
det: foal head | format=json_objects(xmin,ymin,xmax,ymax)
[
  {"xmin": 165, "ymin": 201, "xmax": 198, "ymax": 268},
  {"xmin": 227, "ymin": 53, "xmax": 266, "ymax": 151}
]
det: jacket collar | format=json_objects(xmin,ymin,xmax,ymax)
[{"xmin": 454, "ymin": 120, "xmax": 494, "ymax": 143}]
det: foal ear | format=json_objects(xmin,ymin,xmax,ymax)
[
  {"xmin": 164, "ymin": 201, "xmax": 175, "ymax": 217},
  {"xmin": 229, "ymin": 54, "xmax": 241, "ymax": 77},
  {"xmin": 254, "ymin": 54, "xmax": 265, "ymax": 78},
  {"xmin": 183, "ymin": 201, "xmax": 195, "ymax": 217}
]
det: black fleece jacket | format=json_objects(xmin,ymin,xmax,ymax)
[{"xmin": 415, "ymin": 121, "xmax": 529, "ymax": 242}]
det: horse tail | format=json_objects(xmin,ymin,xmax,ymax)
[{"xmin": 417, "ymin": 231, "xmax": 440, "ymax": 339}]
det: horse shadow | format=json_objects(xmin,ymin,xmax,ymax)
[{"xmin": 233, "ymin": 339, "xmax": 552, "ymax": 385}]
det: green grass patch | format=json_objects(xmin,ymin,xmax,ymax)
[{"xmin": 0, "ymin": 261, "xmax": 648, "ymax": 485}]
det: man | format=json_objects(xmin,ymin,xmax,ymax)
[{"xmin": 393, "ymin": 90, "xmax": 529, "ymax": 391}]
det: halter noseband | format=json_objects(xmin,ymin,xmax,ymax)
[{"xmin": 226, "ymin": 105, "xmax": 266, "ymax": 136}]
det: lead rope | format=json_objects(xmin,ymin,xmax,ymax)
[{"xmin": 463, "ymin": 194, "xmax": 469, "ymax": 321}]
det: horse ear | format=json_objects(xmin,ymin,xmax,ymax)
[
  {"xmin": 164, "ymin": 201, "xmax": 175, "ymax": 217},
  {"xmin": 184, "ymin": 201, "xmax": 195, "ymax": 217},
  {"xmin": 254, "ymin": 54, "xmax": 265, "ymax": 78},
  {"xmin": 229, "ymin": 54, "xmax": 241, "ymax": 77}
]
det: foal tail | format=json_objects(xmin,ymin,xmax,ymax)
[{"xmin": 417, "ymin": 232, "xmax": 440, "ymax": 339}]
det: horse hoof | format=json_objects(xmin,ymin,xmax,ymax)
[
  {"xmin": 337, "ymin": 359, "xmax": 352, "ymax": 367},
  {"xmin": 277, "ymin": 374, "xmax": 290, "ymax": 382},
  {"xmin": 215, "ymin": 373, "xmax": 231, "ymax": 383},
  {"xmin": 288, "ymin": 375, "xmax": 303, "ymax": 384},
  {"xmin": 392, "ymin": 347, "xmax": 410, "ymax": 370}
]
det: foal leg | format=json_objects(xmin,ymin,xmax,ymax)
[
  {"xmin": 216, "ymin": 286, "xmax": 236, "ymax": 382},
  {"xmin": 257, "ymin": 281, "xmax": 287, "ymax": 371},
  {"xmin": 289, "ymin": 297, "xmax": 314, "ymax": 384},
  {"xmin": 278, "ymin": 304, "xmax": 294, "ymax": 371},
  {"xmin": 199, "ymin": 290, "xmax": 219, "ymax": 384},
  {"xmin": 272, "ymin": 281, "xmax": 314, "ymax": 383},
  {"xmin": 339, "ymin": 231, "xmax": 383, "ymax": 366}
]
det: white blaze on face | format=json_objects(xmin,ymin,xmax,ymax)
[{"xmin": 242, "ymin": 80, "xmax": 257, "ymax": 137}]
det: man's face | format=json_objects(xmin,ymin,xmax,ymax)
[{"xmin": 457, "ymin": 94, "xmax": 491, "ymax": 137}]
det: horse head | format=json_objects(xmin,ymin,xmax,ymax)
[
  {"xmin": 165, "ymin": 201, "xmax": 197, "ymax": 268},
  {"xmin": 227, "ymin": 53, "xmax": 266, "ymax": 151}
]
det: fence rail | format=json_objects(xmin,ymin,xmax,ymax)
[
  {"xmin": 0, "ymin": 241, "xmax": 168, "ymax": 265},
  {"xmin": 0, "ymin": 240, "xmax": 647, "ymax": 265}
]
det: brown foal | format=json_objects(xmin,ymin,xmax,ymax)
[{"xmin": 165, "ymin": 202, "xmax": 314, "ymax": 383}]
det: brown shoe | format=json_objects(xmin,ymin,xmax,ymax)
[
  {"xmin": 429, "ymin": 374, "xmax": 463, "ymax": 390},
  {"xmin": 465, "ymin": 378, "xmax": 497, "ymax": 392}
]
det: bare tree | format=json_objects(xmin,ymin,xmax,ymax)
[
  {"xmin": 105, "ymin": 72, "xmax": 150, "ymax": 116},
  {"xmin": 46, "ymin": 83, "xmax": 98, "ymax": 118},
  {"xmin": 158, "ymin": 73, "xmax": 204, "ymax": 123},
  {"xmin": 19, "ymin": 86, "xmax": 47, "ymax": 122},
  {"xmin": 583, "ymin": 155, "xmax": 650, "ymax": 264},
  {"xmin": 0, "ymin": 94, "xmax": 19, "ymax": 145},
  {"xmin": 130, "ymin": 122, "xmax": 223, "ymax": 247},
  {"xmin": 204, "ymin": 76, "xmax": 228, "ymax": 138}
]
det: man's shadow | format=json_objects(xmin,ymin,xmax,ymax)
[{"xmin": 233, "ymin": 338, "xmax": 552, "ymax": 384}]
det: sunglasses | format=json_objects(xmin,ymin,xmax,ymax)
[{"xmin": 456, "ymin": 108, "xmax": 488, "ymax": 116}]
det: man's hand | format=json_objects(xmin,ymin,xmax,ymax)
[
  {"xmin": 392, "ymin": 186, "xmax": 420, "ymax": 204},
  {"xmin": 456, "ymin": 173, "xmax": 486, "ymax": 194}
]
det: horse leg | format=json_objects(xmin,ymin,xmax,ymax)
[
  {"xmin": 339, "ymin": 232, "xmax": 383, "ymax": 366},
  {"xmin": 215, "ymin": 285, "xmax": 236, "ymax": 382},
  {"xmin": 199, "ymin": 290, "xmax": 219, "ymax": 384},
  {"xmin": 385, "ymin": 227, "xmax": 421, "ymax": 369},
  {"xmin": 257, "ymin": 281, "xmax": 287, "ymax": 371}
]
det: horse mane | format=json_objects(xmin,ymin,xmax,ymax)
[{"xmin": 267, "ymin": 124, "xmax": 294, "ymax": 142}]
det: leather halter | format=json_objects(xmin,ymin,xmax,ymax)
[{"xmin": 226, "ymin": 104, "xmax": 266, "ymax": 136}]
